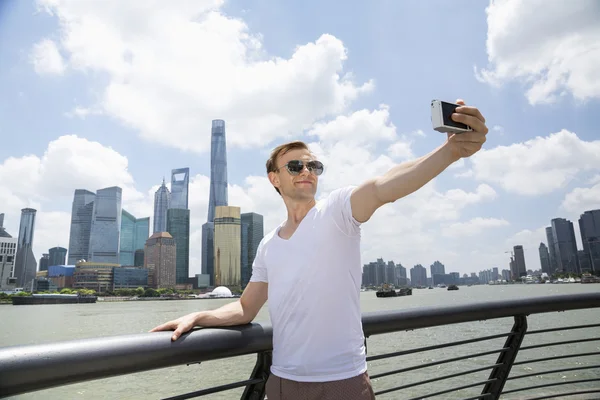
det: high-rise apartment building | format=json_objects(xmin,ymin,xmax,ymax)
[
  {"xmin": 551, "ymin": 218, "xmax": 579, "ymax": 274},
  {"xmin": 49, "ymin": 247, "xmax": 67, "ymax": 266},
  {"xmin": 241, "ymin": 212, "xmax": 264, "ymax": 288},
  {"xmin": 410, "ymin": 264, "xmax": 427, "ymax": 287},
  {"xmin": 88, "ymin": 187, "xmax": 122, "ymax": 264},
  {"xmin": 13, "ymin": 208, "xmax": 37, "ymax": 290},
  {"xmin": 579, "ymin": 210, "xmax": 600, "ymax": 272},
  {"xmin": 67, "ymin": 189, "xmax": 96, "ymax": 264},
  {"xmin": 153, "ymin": 179, "xmax": 170, "ymax": 233},
  {"xmin": 430, "ymin": 260, "xmax": 445, "ymax": 285},
  {"xmin": 144, "ymin": 232, "xmax": 176, "ymax": 288},
  {"xmin": 0, "ymin": 236, "xmax": 17, "ymax": 290},
  {"xmin": 120, "ymin": 209, "xmax": 150, "ymax": 266},
  {"xmin": 202, "ymin": 120, "xmax": 229, "ymax": 282},
  {"xmin": 539, "ymin": 242, "xmax": 551, "ymax": 274},
  {"xmin": 166, "ymin": 208, "xmax": 190, "ymax": 284},
  {"xmin": 214, "ymin": 206, "xmax": 241, "ymax": 288},
  {"xmin": 513, "ymin": 245, "xmax": 527, "ymax": 278}
]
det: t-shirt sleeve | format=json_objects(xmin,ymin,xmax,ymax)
[
  {"xmin": 327, "ymin": 186, "xmax": 362, "ymax": 236},
  {"xmin": 249, "ymin": 241, "xmax": 268, "ymax": 283}
]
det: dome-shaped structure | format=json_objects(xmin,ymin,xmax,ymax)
[{"xmin": 211, "ymin": 286, "xmax": 233, "ymax": 297}]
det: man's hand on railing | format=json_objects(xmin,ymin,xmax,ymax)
[{"xmin": 150, "ymin": 312, "xmax": 200, "ymax": 341}]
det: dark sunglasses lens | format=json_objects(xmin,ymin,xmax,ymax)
[
  {"xmin": 286, "ymin": 160, "xmax": 304, "ymax": 174},
  {"xmin": 307, "ymin": 161, "xmax": 324, "ymax": 175}
]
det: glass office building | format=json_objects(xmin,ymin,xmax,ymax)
[
  {"xmin": 120, "ymin": 209, "xmax": 150, "ymax": 266},
  {"xmin": 167, "ymin": 208, "xmax": 190, "ymax": 284},
  {"xmin": 214, "ymin": 206, "xmax": 241, "ymax": 288},
  {"xmin": 89, "ymin": 187, "xmax": 122, "ymax": 264}
]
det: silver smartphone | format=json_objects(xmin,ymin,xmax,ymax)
[{"xmin": 431, "ymin": 100, "xmax": 472, "ymax": 134}]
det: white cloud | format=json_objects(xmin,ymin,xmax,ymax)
[
  {"xmin": 442, "ymin": 217, "xmax": 509, "ymax": 237},
  {"xmin": 0, "ymin": 135, "xmax": 144, "ymax": 262},
  {"xmin": 469, "ymin": 130, "xmax": 600, "ymax": 195},
  {"xmin": 562, "ymin": 183, "xmax": 600, "ymax": 214},
  {"xmin": 30, "ymin": 39, "xmax": 66, "ymax": 75},
  {"xmin": 476, "ymin": 0, "xmax": 600, "ymax": 104},
  {"xmin": 37, "ymin": 0, "xmax": 373, "ymax": 152}
]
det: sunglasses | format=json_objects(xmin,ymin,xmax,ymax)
[{"xmin": 278, "ymin": 160, "xmax": 324, "ymax": 176}]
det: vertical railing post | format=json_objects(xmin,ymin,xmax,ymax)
[
  {"xmin": 482, "ymin": 315, "xmax": 528, "ymax": 399},
  {"xmin": 240, "ymin": 351, "xmax": 272, "ymax": 400}
]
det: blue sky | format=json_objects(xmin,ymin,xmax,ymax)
[{"xmin": 1, "ymin": 0, "xmax": 599, "ymax": 277}]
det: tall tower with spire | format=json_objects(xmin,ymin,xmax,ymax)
[
  {"xmin": 202, "ymin": 119, "xmax": 229, "ymax": 284},
  {"xmin": 153, "ymin": 178, "xmax": 171, "ymax": 233}
]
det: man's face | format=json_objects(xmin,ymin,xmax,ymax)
[{"xmin": 270, "ymin": 148, "xmax": 321, "ymax": 200}]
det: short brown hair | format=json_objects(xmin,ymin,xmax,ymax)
[{"xmin": 266, "ymin": 140, "xmax": 310, "ymax": 194}]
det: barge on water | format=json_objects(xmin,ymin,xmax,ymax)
[
  {"xmin": 375, "ymin": 283, "xmax": 412, "ymax": 297},
  {"xmin": 12, "ymin": 293, "xmax": 97, "ymax": 305}
]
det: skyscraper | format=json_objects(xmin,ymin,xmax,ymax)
[
  {"xmin": 201, "ymin": 222, "xmax": 214, "ymax": 284},
  {"xmin": 167, "ymin": 208, "xmax": 190, "ymax": 284},
  {"xmin": 144, "ymin": 232, "xmax": 176, "ymax": 288},
  {"xmin": 153, "ymin": 179, "xmax": 170, "ymax": 233},
  {"xmin": 579, "ymin": 210, "xmax": 600, "ymax": 273},
  {"xmin": 214, "ymin": 206, "xmax": 241, "ymax": 287},
  {"xmin": 13, "ymin": 208, "xmax": 37, "ymax": 290},
  {"xmin": 539, "ymin": 242, "xmax": 550, "ymax": 274},
  {"xmin": 67, "ymin": 189, "xmax": 96, "ymax": 264},
  {"xmin": 513, "ymin": 245, "xmax": 527, "ymax": 278},
  {"xmin": 39, "ymin": 253, "xmax": 49, "ymax": 272},
  {"xmin": 120, "ymin": 209, "xmax": 150, "ymax": 266},
  {"xmin": 89, "ymin": 187, "xmax": 122, "ymax": 264},
  {"xmin": 551, "ymin": 218, "xmax": 579, "ymax": 274},
  {"xmin": 49, "ymin": 246, "xmax": 67, "ymax": 266},
  {"xmin": 241, "ymin": 212, "xmax": 264, "ymax": 288},
  {"xmin": 545, "ymin": 226, "xmax": 558, "ymax": 274},
  {"xmin": 202, "ymin": 119, "xmax": 229, "ymax": 283},
  {"xmin": 207, "ymin": 120, "xmax": 228, "ymax": 222},
  {"xmin": 410, "ymin": 264, "xmax": 427, "ymax": 287},
  {"xmin": 170, "ymin": 168, "xmax": 190, "ymax": 209}
]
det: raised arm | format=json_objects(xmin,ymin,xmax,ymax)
[
  {"xmin": 150, "ymin": 281, "xmax": 268, "ymax": 341},
  {"xmin": 350, "ymin": 100, "xmax": 488, "ymax": 223}
]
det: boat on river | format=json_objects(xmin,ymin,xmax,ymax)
[
  {"xmin": 375, "ymin": 283, "xmax": 413, "ymax": 297},
  {"xmin": 12, "ymin": 293, "xmax": 97, "ymax": 305}
]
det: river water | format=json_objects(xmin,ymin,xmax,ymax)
[{"xmin": 1, "ymin": 284, "xmax": 599, "ymax": 399}]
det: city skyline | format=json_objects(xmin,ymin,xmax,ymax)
[{"xmin": 1, "ymin": 1, "xmax": 599, "ymax": 277}]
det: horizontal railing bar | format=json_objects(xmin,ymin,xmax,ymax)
[
  {"xmin": 507, "ymin": 364, "xmax": 600, "ymax": 380},
  {"xmin": 404, "ymin": 379, "xmax": 496, "ymax": 400},
  {"xmin": 526, "ymin": 323, "xmax": 600, "ymax": 335},
  {"xmin": 162, "ymin": 378, "xmax": 263, "ymax": 400},
  {"xmin": 374, "ymin": 364, "xmax": 501, "ymax": 395},
  {"xmin": 519, "ymin": 337, "xmax": 600, "ymax": 351},
  {"xmin": 363, "ymin": 292, "xmax": 600, "ymax": 336},
  {"xmin": 521, "ymin": 389, "xmax": 600, "ymax": 400},
  {"xmin": 1, "ymin": 292, "xmax": 599, "ymax": 399},
  {"xmin": 370, "ymin": 348, "xmax": 508, "ymax": 379},
  {"xmin": 501, "ymin": 378, "xmax": 600, "ymax": 395},
  {"xmin": 367, "ymin": 333, "xmax": 512, "ymax": 362},
  {"xmin": 513, "ymin": 351, "xmax": 600, "ymax": 366}
]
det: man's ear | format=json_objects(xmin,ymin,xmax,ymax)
[{"xmin": 268, "ymin": 171, "xmax": 280, "ymax": 191}]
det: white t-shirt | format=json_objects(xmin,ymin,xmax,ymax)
[{"xmin": 249, "ymin": 186, "xmax": 367, "ymax": 382}]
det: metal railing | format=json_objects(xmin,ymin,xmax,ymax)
[{"xmin": 1, "ymin": 292, "xmax": 599, "ymax": 399}]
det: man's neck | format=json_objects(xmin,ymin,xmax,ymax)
[{"xmin": 284, "ymin": 197, "xmax": 316, "ymax": 225}]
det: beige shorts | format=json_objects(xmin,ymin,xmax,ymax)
[{"xmin": 265, "ymin": 371, "xmax": 376, "ymax": 400}]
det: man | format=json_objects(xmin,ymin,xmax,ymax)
[{"xmin": 151, "ymin": 100, "xmax": 488, "ymax": 399}]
